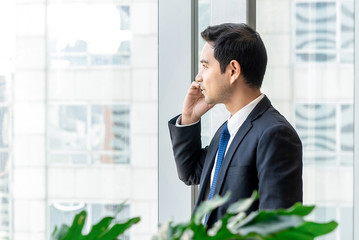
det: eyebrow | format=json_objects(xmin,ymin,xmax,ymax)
[{"xmin": 200, "ymin": 59, "xmax": 209, "ymax": 64}]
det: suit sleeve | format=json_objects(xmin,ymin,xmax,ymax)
[
  {"xmin": 168, "ymin": 115, "xmax": 207, "ymax": 185},
  {"xmin": 256, "ymin": 125, "xmax": 303, "ymax": 209}
]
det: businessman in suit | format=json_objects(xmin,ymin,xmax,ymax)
[{"xmin": 168, "ymin": 23, "xmax": 302, "ymax": 228}]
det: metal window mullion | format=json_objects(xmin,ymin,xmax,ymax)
[{"xmin": 190, "ymin": 0, "xmax": 199, "ymax": 213}]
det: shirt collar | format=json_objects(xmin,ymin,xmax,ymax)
[{"xmin": 227, "ymin": 94, "xmax": 264, "ymax": 136}]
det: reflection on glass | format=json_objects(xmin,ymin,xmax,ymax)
[
  {"xmin": 0, "ymin": 76, "xmax": 9, "ymax": 102},
  {"xmin": 0, "ymin": 152, "xmax": 9, "ymax": 193},
  {"xmin": 0, "ymin": 196, "xmax": 10, "ymax": 236},
  {"xmin": 48, "ymin": 105, "xmax": 87, "ymax": 151},
  {"xmin": 341, "ymin": 1, "xmax": 354, "ymax": 50},
  {"xmin": 47, "ymin": 3, "xmax": 131, "ymax": 67},
  {"xmin": 91, "ymin": 105, "xmax": 130, "ymax": 152},
  {"xmin": 295, "ymin": 1, "xmax": 355, "ymax": 64},
  {"xmin": 296, "ymin": 53, "xmax": 336, "ymax": 63},
  {"xmin": 296, "ymin": 103, "xmax": 354, "ymax": 165},
  {"xmin": 48, "ymin": 104, "xmax": 131, "ymax": 165},
  {"xmin": 296, "ymin": 104, "xmax": 336, "ymax": 155},
  {"xmin": 259, "ymin": 0, "xmax": 354, "ymax": 238},
  {"xmin": 0, "ymin": 108, "xmax": 9, "ymax": 148},
  {"xmin": 340, "ymin": 104, "xmax": 353, "ymax": 152},
  {"xmin": 296, "ymin": 2, "xmax": 336, "ymax": 50}
]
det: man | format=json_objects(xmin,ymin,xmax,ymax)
[{"xmin": 168, "ymin": 23, "xmax": 302, "ymax": 228}]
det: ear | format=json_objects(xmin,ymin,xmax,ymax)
[{"xmin": 227, "ymin": 60, "xmax": 241, "ymax": 84}]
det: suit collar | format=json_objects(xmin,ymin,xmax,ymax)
[{"xmin": 247, "ymin": 94, "xmax": 272, "ymax": 122}]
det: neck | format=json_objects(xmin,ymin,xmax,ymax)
[{"xmin": 225, "ymin": 85, "xmax": 262, "ymax": 116}]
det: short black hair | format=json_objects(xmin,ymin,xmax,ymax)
[{"xmin": 201, "ymin": 23, "xmax": 267, "ymax": 88}]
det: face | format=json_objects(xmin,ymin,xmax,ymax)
[{"xmin": 195, "ymin": 42, "xmax": 231, "ymax": 105}]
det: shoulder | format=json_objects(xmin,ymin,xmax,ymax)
[{"xmin": 253, "ymin": 106, "xmax": 300, "ymax": 142}]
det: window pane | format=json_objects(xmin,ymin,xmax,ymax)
[
  {"xmin": 340, "ymin": 207, "xmax": 353, "ymax": 240},
  {"xmin": 314, "ymin": 206, "xmax": 337, "ymax": 240},
  {"xmin": 0, "ymin": 196, "xmax": 10, "ymax": 238},
  {"xmin": 295, "ymin": 2, "xmax": 336, "ymax": 50},
  {"xmin": 341, "ymin": 1, "xmax": 354, "ymax": 50},
  {"xmin": 48, "ymin": 3, "xmax": 131, "ymax": 67},
  {"xmin": 296, "ymin": 104, "xmax": 336, "ymax": 163},
  {"xmin": 0, "ymin": 108, "xmax": 9, "ymax": 148},
  {"xmin": 91, "ymin": 105, "xmax": 130, "ymax": 152},
  {"xmin": 48, "ymin": 105, "xmax": 87, "ymax": 151},
  {"xmin": 49, "ymin": 202, "xmax": 87, "ymax": 234},
  {"xmin": 0, "ymin": 76, "xmax": 11, "ymax": 103},
  {"xmin": 341, "ymin": 104, "xmax": 353, "ymax": 152},
  {"xmin": 0, "ymin": 152, "xmax": 9, "ymax": 194}
]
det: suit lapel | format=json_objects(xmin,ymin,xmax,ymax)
[
  {"xmin": 212, "ymin": 96, "xmax": 272, "ymax": 197},
  {"xmin": 212, "ymin": 120, "xmax": 253, "ymax": 195},
  {"xmin": 195, "ymin": 96, "xmax": 272, "ymax": 207}
]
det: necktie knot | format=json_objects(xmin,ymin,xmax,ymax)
[{"xmin": 221, "ymin": 123, "xmax": 230, "ymax": 141}]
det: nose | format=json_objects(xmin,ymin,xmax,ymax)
[{"xmin": 195, "ymin": 71, "xmax": 202, "ymax": 83}]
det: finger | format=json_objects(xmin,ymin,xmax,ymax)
[{"xmin": 191, "ymin": 81, "xmax": 201, "ymax": 89}]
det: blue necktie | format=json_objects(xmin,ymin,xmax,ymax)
[{"xmin": 204, "ymin": 123, "xmax": 230, "ymax": 225}]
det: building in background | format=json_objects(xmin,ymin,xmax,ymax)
[
  {"xmin": 257, "ymin": 1, "xmax": 354, "ymax": 239},
  {"xmin": 1, "ymin": 0, "xmax": 158, "ymax": 239},
  {"xmin": 0, "ymin": 0, "xmax": 355, "ymax": 240}
]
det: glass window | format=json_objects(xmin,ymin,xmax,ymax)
[
  {"xmin": 2, "ymin": 0, "xmax": 158, "ymax": 238},
  {"xmin": 258, "ymin": 0, "xmax": 354, "ymax": 239},
  {"xmin": 47, "ymin": 3, "xmax": 131, "ymax": 67},
  {"xmin": 0, "ymin": 152, "xmax": 10, "ymax": 238},
  {"xmin": 295, "ymin": 103, "xmax": 354, "ymax": 165},
  {"xmin": 295, "ymin": 1, "xmax": 354, "ymax": 63},
  {"xmin": 295, "ymin": 104, "xmax": 337, "ymax": 163},
  {"xmin": 48, "ymin": 104, "xmax": 130, "ymax": 165},
  {"xmin": 48, "ymin": 105, "xmax": 87, "ymax": 151},
  {"xmin": 91, "ymin": 105, "xmax": 130, "ymax": 152}
]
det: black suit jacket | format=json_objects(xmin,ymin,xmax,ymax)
[{"xmin": 168, "ymin": 96, "xmax": 303, "ymax": 228}]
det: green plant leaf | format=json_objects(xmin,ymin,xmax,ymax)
[
  {"xmin": 99, "ymin": 217, "xmax": 141, "ymax": 239},
  {"xmin": 62, "ymin": 210, "xmax": 87, "ymax": 240},
  {"xmin": 275, "ymin": 203, "xmax": 315, "ymax": 217},
  {"xmin": 193, "ymin": 192, "xmax": 231, "ymax": 225},
  {"xmin": 152, "ymin": 191, "xmax": 338, "ymax": 240},
  {"xmin": 233, "ymin": 215, "xmax": 303, "ymax": 236},
  {"xmin": 51, "ymin": 224, "xmax": 70, "ymax": 240},
  {"xmin": 86, "ymin": 217, "xmax": 114, "ymax": 240},
  {"xmin": 294, "ymin": 221, "xmax": 338, "ymax": 237},
  {"xmin": 227, "ymin": 191, "xmax": 258, "ymax": 214}
]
